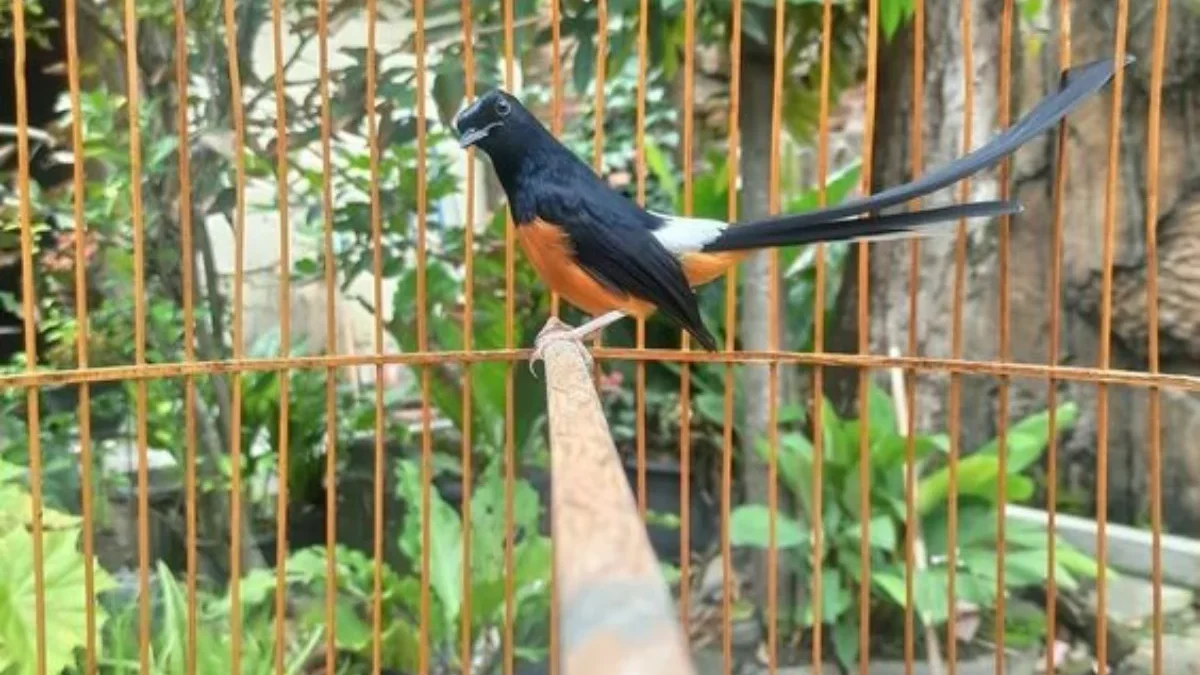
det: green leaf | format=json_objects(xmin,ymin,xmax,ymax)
[
  {"xmin": 755, "ymin": 432, "xmax": 813, "ymax": 512},
  {"xmin": 644, "ymin": 138, "xmax": 678, "ymax": 207},
  {"xmin": 840, "ymin": 515, "xmax": 898, "ymax": 550},
  {"xmin": 798, "ymin": 567, "xmax": 852, "ymax": 626},
  {"xmin": 917, "ymin": 455, "xmax": 1037, "ymax": 514},
  {"xmin": 0, "ymin": 527, "xmax": 113, "ymax": 675},
  {"xmin": 872, "ymin": 572, "xmax": 910, "ymax": 610},
  {"xmin": 832, "ymin": 614, "xmax": 860, "ymax": 667},
  {"xmin": 395, "ymin": 459, "xmax": 463, "ymax": 642},
  {"xmin": 729, "ymin": 505, "xmax": 808, "ymax": 549},
  {"xmin": 974, "ymin": 402, "xmax": 1078, "ymax": 476},
  {"xmin": 880, "ymin": 0, "xmax": 902, "ymax": 38}
]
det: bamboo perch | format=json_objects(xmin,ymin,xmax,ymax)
[{"xmin": 538, "ymin": 317, "xmax": 698, "ymax": 675}]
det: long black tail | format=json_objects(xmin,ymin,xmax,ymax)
[{"xmin": 703, "ymin": 56, "xmax": 1130, "ymax": 253}]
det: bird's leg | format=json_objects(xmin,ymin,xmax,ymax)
[{"xmin": 529, "ymin": 310, "xmax": 627, "ymax": 375}]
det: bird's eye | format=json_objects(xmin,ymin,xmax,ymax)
[{"xmin": 495, "ymin": 99, "xmax": 511, "ymax": 117}]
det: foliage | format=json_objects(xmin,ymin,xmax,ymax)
[
  {"xmin": 0, "ymin": 460, "xmax": 114, "ymax": 675},
  {"xmin": 728, "ymin": 386, "xmax": 1103, "ymax": 666},
  {"xmin": 99, "ymin": 561, "xmax": 322, "ymax": 675},
  {"xmin": 232, "ymin": 456, "xmax": 552, "ymax": 673}
]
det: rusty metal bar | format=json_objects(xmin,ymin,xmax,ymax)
[
  {"xmin": 1144, "ymin": 3, "xmax": 1170, "ymax": 675},
  {"xmin": 365, "ymin": 0, "xmax": 386, "ymax": 668},
  {"xmin": 268, "ymin": 0, "xmax": 292, "ymax": 662},
  {"xmin": 946, "ymin": 2, "xmax": 975, "ymax": 670},
  {"xmin": 539, "ymin": 328, "xmax": 696, "ymax": 675},
  {"xmin": 459, "ymin": 0, "xmax": 478, "ymax": 672},
  {"xmin": 811, "ymin": 0, "xmax": 834, "ymax": 671},
  {"xmin": 995, "ymin": 0, "xmax": 1015, "ymax": 670},
  {"xmin": 720, "ymin": 0, "xmax": 742, "ymax": 670},
  {"xmin": 3, "ymin": 351, "xmax": 1200, "ymax": 392},
  {"xmin": 1095, "ymin": 3, "xmax": 1130, "ymax": 672},
  {"xmin": 857, "ymin": 0, "xmax": 880, "ymax": 671},
  {"xmin": 765, "ymin": 0, "xmax": 787, "ymax": 667},
  {"xmin": 63, "ymin": 0, "xmax": 98, "ymax": 666},
  {"xmin": 9, "ymin": 0, "xmax": 49, "ymax": 672},
  {"xmin": 903, "ymin": 1, "xmax": 926, "ymax": 673},
  {"xmin": 1045, "ymin": 4, "xmax": 1072, "ymax": 671}
]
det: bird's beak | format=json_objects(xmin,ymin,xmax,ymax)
[{"xmin": 457, "ymin": 126, "xmax": 491, "ymax": 148}]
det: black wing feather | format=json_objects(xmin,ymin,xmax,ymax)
[{"xmin": 534, "ymin": 181, "xmax": 719, "ymax": 351}]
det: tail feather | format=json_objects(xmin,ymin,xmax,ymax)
[
  {"xmin": 703, "ymin": 56, "xmax": 1129, "ymax": 253},
  {"xmin": 704, "ymin": 199, "xmax": 1020, "ymax": 251}
]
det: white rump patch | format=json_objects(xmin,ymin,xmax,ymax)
[{"xmin": 648, "ymin": 211, "xmax": 728, "ymax": 254}]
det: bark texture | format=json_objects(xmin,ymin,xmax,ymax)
[{"xmin": 857, "ymin": 1, "xmax": 1200, "ymax": 535}]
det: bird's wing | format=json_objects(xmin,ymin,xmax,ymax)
[{"xmin": 535, "ymin": 183, "xmax": 717, "ymax": 349}]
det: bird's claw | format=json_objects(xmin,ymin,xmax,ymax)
[{"xmin": 529, "ymin": 317, "xmax": 595, "ymax": 377}]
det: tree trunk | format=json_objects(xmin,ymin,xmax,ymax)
[
  {"xmin": 737, "ymin": 18, "xmax": 787, "ymax": 612},
  {"xmin": 1007, "ymin": 1, "xmax": 1200, "ymax": 534},
  {"xmin": 826, "ymin": 1, "xmax": 1004, "ymax": 439},
  {"xmin": 856, "ymin": 0, "xmax": 1200, "ymax": 535}
]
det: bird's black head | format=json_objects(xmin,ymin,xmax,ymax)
[{"xmin": 452, "ymin": 89, "xmax": 544, "ymax": 159}]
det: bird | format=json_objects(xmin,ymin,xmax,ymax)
[{"xmin": 452, "ymin": 56, "xmax": 1130, "ymax": 364}]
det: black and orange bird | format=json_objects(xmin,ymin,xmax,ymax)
[{"xmin": 452, "ymin": 57, "xmax": 1128, "ymax": 362}]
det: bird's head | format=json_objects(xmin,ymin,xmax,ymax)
[{"xmin": 452, "ymin": 88, "xmax": 539, "ymax": 157}]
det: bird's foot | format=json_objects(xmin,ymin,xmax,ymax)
[{"xmin": 529, "ymin": 317, "xmax": 596, "ymax": 376}]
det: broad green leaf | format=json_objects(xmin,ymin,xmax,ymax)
[
  {"xmin": 840, "ymin": 515, "xmax": 898, "ymax": 550},
  {"xmin": 832, "ymin": 614, "xmax": 859, "ymax": 667},
  {"xmin": 872, "ymin": 572, "xmax": 914, "ymax": 618},
  {"xmin": 797, "ymin": 567, "xmax": 851, "ymax": 626},
  {"xmin": 972, "ymin": 402, "xmax": 1078, "ymax": 475},
  {"xmin": 729, "ymin": 505, "xmax": 808, "ymax": 549},
  {"xmin": 755, "ymin": 432, "xmax": 813, "ymax": 512},
  {"xmin": 644, "ymin": 138, "xmax": 678, "ymax": 206},
  {"xmin": 917, "ymin": 455, "xmax": 1033, "ymax": 514},
  {"xmin": 0, "ymin": 527, "xmax": 114, "ymax": 675},
  {"xmin": 394, "ymin": 459, "xmax": 463, "ymax": 640}
]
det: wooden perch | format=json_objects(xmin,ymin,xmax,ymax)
[{"xmin": 538, "ymin": 317, "xmax": 697, "ymax": 675}]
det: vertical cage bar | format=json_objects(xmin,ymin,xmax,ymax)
[
  {"xmin": 857, "ymin": 0, "xmax": 880, "ymax": 670},
  {"xmin": 173, "ymin": 0, "xmax": 200, "ymax": 666},
  {"xmin": 414, "ymin": 0, "xmax": 433, "ymax": 670},
  {"xmin": 548, "ymin": 0, "xmax": 562, "ymax": 316},
  {"xmin": 1044, "ymin": 4, "xmax": 1071, "ymax": 671},
  {"xmin": 315, "ymin": 0, "xmax": 339, "ymax": 664},
  {"xmin": 117, "ymin": 0, "xmax": 154, "ymax": 664},
  {"xmin": 678, "ymin": 0, "xmax": 696, "ymax": 629},
  {"xmin": 501, "ymin": 0, "xmax": 516, "ymax": 671},
  {"xmin": 995, "ymin": 0, "xmax": 1015, "ymax": 669},
  {"xmin": 589, "ymin": 0, "xmax": 608, "ymax": 374},
  {"xmin": 811, "ymin": 0, "xmax": 833, "ymax": 672},
  {"xmin": 634, "ymin": 0, "xmax": 650, "ymax": 518},
  {"xmin": 946, "ymin": 0, "xmax": 974, "ymax": 670},
  {"xmin": 721, "ymin": 0, "xmax": 742, "ymax": 670},
  {"xmin": 459, "ymin": 1, "xmax": 478, "ymax": 672},
  {"xmin": 269, "ymin": 0, "xmax": 292, "ymax": 666},
  {"xmin": 9, "ymin": 0, "xmax": 48, "ymax": 671},
  {"xmin": 1143, "ymin": 3, "xmax": 1170, "ymax": 675},
  {"xmin": 766, "ymin": 0, "xmax": 787, "ymax": 667},
  {"xmin": 1095, "ymin": 3, "xmax": 1130, "ymax": 672},
  {"xmin": 366, "ymin": 0, "xmax": 385, "ymax": 669},
  {"xmin": 220, "ymin": 0, "xmax": 250, "ymax": 660},
  {"xmin": 903, "ymin": 1, "xmax": 925, "ymax": 673},
  {"xmin": 64, "ymin": 0, "xmax": 98, "ymax": 665}
]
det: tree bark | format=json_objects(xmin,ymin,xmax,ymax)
[
  {"xmin": 737, "ymin": 17, "xmax": 786, "ymax": 611},
  {"xmin": 854, "ymin": 0, "xmax": 1200, "ymax": 535}
]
